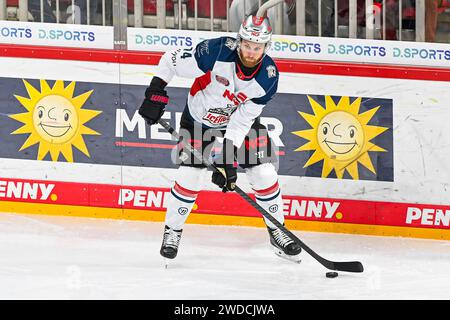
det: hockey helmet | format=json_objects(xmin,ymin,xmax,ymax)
[{"xmin": 237, "ymin": 15, "xmax": 273, "ymax": 52}]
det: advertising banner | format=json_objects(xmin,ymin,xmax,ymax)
[
  {"xmin": 2, "ymin": 177, "xmax": 450, "ymax": 234},
  {"xmin": 0, "ymin": 20, "xmax": 114, "ymax": 49},
  {"xmin": 128, "ymin": 27, "xmax": 450, "ymax": 68},
  {"xmin": 1, "ymin": 21, "xmax": 448, "ymax": 67},
  {"xmin": 1, "ymin": 78, "xmax": 393, "ymax": 182}
]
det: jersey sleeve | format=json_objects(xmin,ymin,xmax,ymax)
[{"xmin": 155, "ymin": 38, "xmax": 223, "ymax": 84}]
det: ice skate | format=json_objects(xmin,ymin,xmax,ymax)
[
  {"xmin": 267, "ymin": 226, "xmax": 302, "ymax": 263},
  {"xmin": 160, "ymin": 225, "xmax": 183, "ymax": 263}
]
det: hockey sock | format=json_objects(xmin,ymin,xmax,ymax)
[
  {"xmin": 254, "ymin": 181, "xmax": 284, "ymax": 229},
  {"xmin": 164, "ymin": 166, "xmax": 207, "ymax": 230},
  {"xmin": 165, "ymin": 182, "xmax": 199, "ymax": 230}
]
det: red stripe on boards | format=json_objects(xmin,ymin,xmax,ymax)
[{"xmin": 1, "ymin": 44, "xmax": 449, "ymax": 81}]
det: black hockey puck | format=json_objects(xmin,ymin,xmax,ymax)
[{"xmin": 326, "ymin": 272, "xmax": 338, "ymax": 278}]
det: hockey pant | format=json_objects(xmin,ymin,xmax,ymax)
[{"xmin": 165, "ymin": 163, "xmax": 284, "ymax": 230}]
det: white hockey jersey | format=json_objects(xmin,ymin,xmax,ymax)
[{"xmin": 155, "ymin": 36, "xmax": 279, "ymax": 148}]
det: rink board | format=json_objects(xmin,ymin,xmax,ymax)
[{"xmin": 0, "ymin": 44, "xmax": 450, "ymax": 240}]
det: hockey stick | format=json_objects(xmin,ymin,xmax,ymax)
[
  {"xmin": 158, "ymin": 118, "xmax": 364, "ymax": 273},
  {"xmin": 256, "ymin": 0, "xmax": 285, "ymax": 17}
]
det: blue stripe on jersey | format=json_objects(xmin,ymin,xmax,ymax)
[
  {"xmin": 194, "ymin": 38, "xmax": 221, "ymax": 73},
  {"xmin": 251, "ymin": 80, "xmax": 278, "ymax": 105},
  {"xmin": 194, "ymin": 37, "xmax": 238, "ymax": 73},
  {"xmin": 251, "ymin": 55, "xmax": 279, "ymax": 105}
]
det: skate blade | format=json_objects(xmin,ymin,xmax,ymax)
[
  {"xmin": 273, "ymin": 247, "xmax": 302, "ymax": 264},
  {"xmin": 163, "ymin": 257, "xmax": 170, "ymax": 269}
]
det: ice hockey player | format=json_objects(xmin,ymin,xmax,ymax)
[{"xmin": 138, "ymin": 14, "xmax": 302, "ymax": 263}]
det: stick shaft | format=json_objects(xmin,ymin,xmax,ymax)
[{"xmin": 256, "ymin": 0, "xmax": 284, "ymax": 17}]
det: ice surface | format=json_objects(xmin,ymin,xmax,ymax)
[{"xmin": 0, "ymin": 212, "xmax": 449, "ymax": 300}]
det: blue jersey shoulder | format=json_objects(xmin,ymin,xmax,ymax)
[
  {"xmin": 252, "ymin": 55, "xmax": 279, "ymax": 105},
  {"xmin": 194, "ymin": 37, "xmax": 237, "ymax": 73}
]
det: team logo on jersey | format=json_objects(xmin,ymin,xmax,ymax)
[
  {"xmin": 225, "ymin": 38, "xmax": 237, "ymax": 50},
  {"xmin": 203, "ymin": 105, "xmax": 237, "ymax": 126},
  {"xmin": 267, "ymin": 65, "xmax": 277, "ymax": 78},
  {"xmin": 215, "ymin": 75, "xmax": 230, "ymax": 87}
]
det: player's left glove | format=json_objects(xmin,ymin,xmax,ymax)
[
  {"xmin": 212, "ymin": 138, "xmax": 238, "ymax": 193},
  {"xmin": 139, "ymin": 76, "xmax": 169, "ymax": 125}
]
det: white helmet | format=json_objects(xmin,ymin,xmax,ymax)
[{"xmin": 237, "ymin": 15, "xmax": 273, "ymax": 52}]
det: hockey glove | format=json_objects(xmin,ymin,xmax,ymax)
[
  {"xmin": 139, "ymin": 76, "xmax": 169, "ymax": 125},
  {"xmin": 212, "ymin": 138, "xmax": 238, "ymax": 193}
]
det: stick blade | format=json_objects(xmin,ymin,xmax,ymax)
[{"xmin": 332, "ymin": 261, "xmax": 364, "ymax": 273}]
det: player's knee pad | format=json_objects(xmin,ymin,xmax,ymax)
[{"xmin": 244, "ymin": 163, "xmax": 279, "ymax": 191}]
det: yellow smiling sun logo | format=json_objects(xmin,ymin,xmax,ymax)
[
  {"xmin": 10, "ymin": 79, "xmax": 101, "ymax": 162},
  {"xmin": 292, "ymin": 95, "xmax": 388, "ymax": 180}
]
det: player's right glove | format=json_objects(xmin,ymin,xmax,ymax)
[
  {"xmin": 139, "ymin": 76, "xmax": 169, "ymax": 125},
  {"xmin": 212, "ymin": 138, "xmax": 238, "ymax": 193},
  {"xmin": 212, "ymin": 163, "xmax": 238, "ymax": 193}
]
